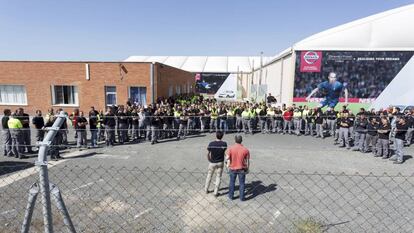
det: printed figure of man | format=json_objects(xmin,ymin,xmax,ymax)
[{"xmin": 306, "ymin": 72, "xmax": 348, "ymax": 109}]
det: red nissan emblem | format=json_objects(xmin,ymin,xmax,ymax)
[{"xmin": 303, "ymin": 51, "xmax": 320, "ymax": 65}]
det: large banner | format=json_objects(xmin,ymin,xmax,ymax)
[
  {"xmin": 195, "ymin": 73, "xmax": 229, "ymax": 94},
  {"xmin": 293, "ymin": 51, "xmax": 414, "ymax": 108},
  {"xmin": 195, "ymin": 73, "xmax": 237, "ymax": 100}
]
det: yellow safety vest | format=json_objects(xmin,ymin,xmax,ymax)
[
  {"xmin": 8, "ymin": 118, "xmax": 23, "ymax": 129},
  {"xmin": 174, "ymin": 111, "xmax": 182, "ymax": 118},
  {"xmin": 250, "ymin": 109, "xmax": 256, "ymax": 117},
  {"xmin": 97, "ymin": 114, "xmax": 101, "ymax": 128},
  {"xmin": 242, "ymin": 111, "xmax": 250, "ymax": 119},
  {"xmin": 211, "ymin": 110, "xmax": 218, "ymax": 119}
]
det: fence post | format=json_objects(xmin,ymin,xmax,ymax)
[
  {"xmin": 36, "ymin": 111, "xmax": 67, "ymax": 233},
  {"xmin": 50, "ymin": 183, "xmax": 76, "ymax": 233},
  {"xmin": 21, "ymin": 183, "xmax": 39, "ymax": 233}
]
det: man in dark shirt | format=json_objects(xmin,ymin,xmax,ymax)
[
  {"xmin": 150, "ymin": 109, "xmax": 162, "ymax": 145},
  {"xmin": 390, "ymin": 117, "xmax": 408, "ymax": 164},
  {"xmin": 266, "ymin": 93, "xmax": 277, "ymax": 106},
  {"xmin": 218, "ymin": 106, "xmax": 228, "ymax": 134},
  {"xmin": 117, "ymin": 108, "xmax": 128, "ymax": 144},
  {"xmin": 75, "ymin": 111, "xmax": 88, "ymax": 148},
  {"xmin": 376, "ymin": 117, "xmax": 391, "ymax": 158},
  {"xmin": 234, "ymin": 106, "xmax": 243, "ymax": 133},
  {"xmin": 364, "ymin": 117, "xmax": 379, "ymax": 154},
  {"xmin": 325, "ymin": 107, "xmax": 337, "ymax": 137},
  {"xmin": 89, "ymin": 106, "xmax": 99, "ymax": 148},
  {"xmin": 131, "ymin": 109, "xmax": 139, "ymax": 141},
  {"xmin": 405, "ymin": 111, "xmax": 414, "ymax": 146},
  {"xmin": 32, "ymin": 110, "xmax": 45, "ymax": 143},
  {"xmin": 314, "ymin": 109, "xmax": 324, "ymax": 138},
  {"xmin": 178, "ymin": 110, "xmax": 189, "ymax": 140},
  {"xmin": 16, "ymin": 108, "xmax": 32, "ymax": 153},
  {"xmin": 44, "ymin": 115, "xmax": 62, "ymax": 160},
  {"xmin": 204, "ymin": 131, "xmax": 227, "ymax": 196},
  {"xmin": 103, "ymin": 107, "xmax": 116, "ymax": 147},
  {"xmin": 352, "ymin": 113, "xmax": 368, "ymax": 152},
  {"xmin": 338, "ymin": 112, "xmax": 351, "ymax": 149},
  {"xmin": 2, "ymin": 109, "xmax": 12, "ymax": 156}
]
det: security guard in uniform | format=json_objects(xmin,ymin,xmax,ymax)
[{"xmin": 338, "ymin": 112, "xmax": 351, "ymax": 149}]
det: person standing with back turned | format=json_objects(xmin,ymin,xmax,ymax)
[
  {"xmin": 226, "ymin": 135, "xmax": 250, "ymax": 201},
  {"xmin": 204, "ymin": 131, "xmax": 227, "ymax": 197}
]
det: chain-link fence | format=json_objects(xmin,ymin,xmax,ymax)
[{"xmin": 1, "ymin": 164, "xmax": 413, "ymax": 233}]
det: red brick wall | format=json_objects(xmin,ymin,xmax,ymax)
[
  {"xmin": 0, "ymin": 61, "xmax": 192, "ymax": 115},
  {"xmin": 155, "ymin": 63, "xmax": 195, "ymax": 99}
]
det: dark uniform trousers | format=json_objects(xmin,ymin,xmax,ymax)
[
  {"xmin": 2, "ymin": 129, "xmax": 12, "ymax": 156},
  {"xmin": 235, "ymin": 116, "xmax": 243, "ymax": 133},
  {"xmin": 365, "ymin": 134, "xmax": 378, "ymax": 154},
  {"xmin": 105, "ymin": 126, "xmax": 116, "ymax": 146}
]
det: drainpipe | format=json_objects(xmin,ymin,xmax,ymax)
[{"xmin": 150, "ymin": 62, "xmax": 155, "ymax": 104}]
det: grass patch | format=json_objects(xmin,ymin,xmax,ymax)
[{"xmin": 294, "ymin": 218, "xmax": 325, "ymax": 233}]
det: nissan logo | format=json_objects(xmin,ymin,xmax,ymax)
[{"xmin": 303, "ymin": 51, "xmax": 320, "ymax": 65}]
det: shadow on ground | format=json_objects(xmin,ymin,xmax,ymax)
[
  {"xmin": 219, "ymin": 180, "xmax": 277, "ymax": 200},
  {"xmin": 0, "ymin": 161, "xmax": 34, "ymax": 176}
]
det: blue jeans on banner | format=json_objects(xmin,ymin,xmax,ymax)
[{"xmin": 228, "ymin": 169, "xmax": 246, "ymax": 201}]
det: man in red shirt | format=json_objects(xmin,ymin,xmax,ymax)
[
  {"xmin": 226, "ymin": 135, "xmax": 250, "ymax": 201},
  {"xmin": 282, "ymin": 107, "xmax": 293, "ymax": 134}
]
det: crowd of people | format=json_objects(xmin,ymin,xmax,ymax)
[{"xmin": 2, "ymin": 94, "xmax": 413, "ymax": 164}]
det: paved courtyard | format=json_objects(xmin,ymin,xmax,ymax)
[{"xmin": 1, "ymin": 132, "xmax": 413, "ymax": 232}]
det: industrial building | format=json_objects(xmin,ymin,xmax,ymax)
[{"xmin": 0, "ymin": 61, "xmax": 194, "ymax": 114}]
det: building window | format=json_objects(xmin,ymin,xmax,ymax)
[
  {"xmin": 129, "ymin": 87, "xmax": 146, "ymax": 105},
  {"xmin": 105, "ymin": 86, "xmax": 117, "ymax": 106},
  {"xmin": 0, "ymin": 85, "xmax": 27, "ymax": 105},
  {"xmin": 51, "ymin": 85, "xmax": 78, "ymax": 106}
]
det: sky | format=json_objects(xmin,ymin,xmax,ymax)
[{"xmin": 0, "ymin": 0, "xmax": 413, "ymax": 61}]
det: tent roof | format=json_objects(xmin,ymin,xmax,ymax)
[
  {"xmin": 124, "ymin": 56, "xmax": 274, "ymax": 73},
  {"xmin": 126, "ymin": 4, "xmax": 414, "ymax": 71},
  {"xmin": 293, "ymin": 4, "xmax": 414, "ymax": 51}
]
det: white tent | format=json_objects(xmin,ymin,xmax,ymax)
[
  {"xmin": 251, "ymin": 3, "xmax": 414, "ymax": 105},
  {"xmin": 124, "ymin": 56, "xmax": 274, "ymax": 73},
  {"xmin": 292, "ymin": 4, "xmax": 414, "ymax": 51}
]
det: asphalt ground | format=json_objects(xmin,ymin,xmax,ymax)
[{"xmin": 1, "ymin": 130, "xmax": 414, "ymax": 232}]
